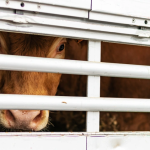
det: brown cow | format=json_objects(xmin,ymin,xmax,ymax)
[
  {"xmin": 1, "ymin": 31, "xmax": 150, "ymax": 132},
  {"xmin": 0, "ymin": 31, "xmax": 66, "ymax": 131}
]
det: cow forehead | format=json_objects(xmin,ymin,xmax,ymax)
[{"xmin": 5, "ymin": 32, "xmax": 64, "ymax": 56}]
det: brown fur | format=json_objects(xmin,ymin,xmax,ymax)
[{"xmin": 0, "ymin": 32, "xmax": 66, "ymax": 131}]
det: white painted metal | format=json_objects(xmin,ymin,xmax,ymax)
[
  {"xmin": 0, "ymin": 12, "xmax": 139, "ymax": 35},
  {"xmin": 92, "ymin": 0, "xmax": 150, "ymax": 19},
  {"xmin": 88, "ymin": 134, "xmax": 150, "ymax": 150},
  {"xmin": 1, "ymin": 12, "xmax": 150, "ymax": 46},
  {"xmin": 0, "ymin": 0, "xmax": 88, "ymax": 18},
  {"xmin": 0, "ymin": 132, "xmax": 150, "ymax": 150},
  {"xmin": 13, "ymin": 0, "xmax": 91, "ymax": 10},
  {"xmin": 86, "ymin": 41, "xmax": 100, "ymax": 132},
  {"xmin": 1, "ymin": 132, "xmax": 150, "ymax": 136},
  {"xmin": 90, "ymin": 0, "xmax": 150, "ymax": 29},
  {"xmin": 89, "ymin": 12, "xmax": 150, "ymax": 28},
  {"xmin": 1, "ymin": 54, "xmax": 150, "ymax": 79},
  {"xmin": 1, "ymin": 94, "xmax": 150, "ymax": 112},
  {"xmin": 0, "ymin": 133, "xmax": 86, "ymax": 150}
]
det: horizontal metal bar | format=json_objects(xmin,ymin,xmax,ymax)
[
  {"xmin": 0, "ymin": 94, "xmax": 150, "ymax": 112},
  {"xmin": 0, "ymin": 54, "xmax": 150, "ymax": 79},
  {"xmin": 13, "ymin": 0, "xmax": 91, "ymax": 10},
  {"xmin": 89, "ymin": 12, "xmax": 150, "ymax": 29},
  {"xmin": 1, "ymin": 12, "xmax": 150, "ymax": 46},
  {"xmin": 0, "ymin": 13, "xmax": 137, "ymax": 35},
  {"xmin": 0, "ymin": 1, "xmax": 88, "ymax": 18},
  {"xmin": 0, "ymin": 132, "xmax": 150, "ymax": 136}
]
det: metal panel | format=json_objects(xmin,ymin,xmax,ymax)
[
  {"xmin": 1, "ymin": 12, "xmax": 150, "ymax": 46},
  {"xmin": 87, "ymin": 133, "xmax": 150, "ymax": 150},
  {"xmin": 86, "ymin": 41, "xmax": 100, "ymax": 132},
  {"xmin": 0, "ymin": 132, "xmax": 150, "ymax": 150},
  {"xmin": 1, "ymin": 54, "xmax": 150, "ymax": 79},
  {"xmin": 14, "ymin": 0, "xmax": 91, "ymax": 10},
  {"xmin": 90, "ymin": 0, "xmax": 150, "ymax": 27},
  {"xmin": 92, "ymin": 0, "xmax": 150, "ymax": 19},
  {"xmin": 0, "ymin": 12, "xmax": 139, "ymax": 35},
  {"xmin": 0, "ymin": 0, "xmax": 88, "ymax": 18},
  {"xmin": 0, "ymin": 133, "xmax": 86, "ymax": 150},
  {"xmin": 1, "ymin": 95, "xmax": 150, "ymax": 112},
  {"xmin": 89, "ymin": 11, "xmax": 150, "ymax": 28}
]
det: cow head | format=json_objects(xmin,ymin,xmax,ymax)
[{"xmin": 0, "ymin": 31, "xmax": 66, "ymax": 131}]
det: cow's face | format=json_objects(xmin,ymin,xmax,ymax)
[{"xmin": 0, "ymin": 32, "xmax": 66, "ymax": 131}]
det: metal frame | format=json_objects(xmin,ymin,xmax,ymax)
[
  {"xmin": 1, "ymin": 12, "xmax": 150, "ymax": 45},
  {"xmin": 0, "ymin": 0, "xmax": 89, "ymax": 18},
  {"xmin": 1, "ymin": 132, "xmax": 150, "ymax": 150},
  {"xmin": 1, "ymin": 95, "xmax": 150, "ymax": 112},
  {"xmin": 86, "ymin": 40, "xmax": 100, "ymax": 132},
  {"xmin": 0, "ymin": 0, "xmax": 150, "ymax": 149},
  {"xmin": 0, "ymin": 54, "xmax": 150, "ymax": 79}
]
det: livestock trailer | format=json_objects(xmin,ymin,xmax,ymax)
[{"xmin": 0, "ymin": 0, "xmax": 150, "ymax": 149}]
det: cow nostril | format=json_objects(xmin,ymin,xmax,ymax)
[
  {"xmin": 32, "ymin": 111, "xmax": 42, "ymax": 123},
  {"xmin": 5, "ymin": 110, "xmax": 15, "ymax": 122}
]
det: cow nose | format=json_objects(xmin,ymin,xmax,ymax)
[{"xmin": 5, "ymin": 110, "xmax": 41, "ymax": 130}]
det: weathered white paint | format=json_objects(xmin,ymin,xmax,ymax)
[
  {"xmin": 86, "ymin": 41, "xmax": 100, "ymax": 132},
  {"xmin": 1, "ymin": 12, "xmax": 150, "ymax": 46},
  {"xmin": 0, "ymin": 0, "xmax": 88, "ymax": 18},
  {"xmin": 0, "ymin": 12, "xmax": 141, "ymax": 35}
]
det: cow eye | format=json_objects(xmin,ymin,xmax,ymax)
[{"xmin": 58, "ymin": 44, "xmax": 65, "ymax": 52}]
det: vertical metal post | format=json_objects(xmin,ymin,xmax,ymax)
[{"xmin": 86, "ymin": 40, "xmax": 101, "ymax": 132}]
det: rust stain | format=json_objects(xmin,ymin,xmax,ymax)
[{"xmin": 62, "ymin": 101, "xmax": 67, "ymax": 104}]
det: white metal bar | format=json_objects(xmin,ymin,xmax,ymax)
[
  {"xmin": 1, "ymin": 132, "xmax": 150, "ymax": 136},
  {"xmin": 89, "ymin": 12, "xmax": 150, "ymax": 28},
  {"xmin": 0, "ymin": 13, "xmax": 139, "ymax": 35},
  {"xmin": 12, "ymin": 0, "xmax": 91, "ymax": 10},
  {"xmin": 86, "ymin": 41, "xmax": 100, "ymax": 132},
  {"xmin": 1, "ymin": 95, "xmax": 150, "ymax": 112},
  {"xmin": 0, "ymin": 0, "xmax": 88, "ymax": 18},
  {"xmin": 1, "ymin": 12, "xmax": 150, "ymax": 45},
  {"xmin": 1, "ymin": 54, "xmax": 150, "ymax": 79}
]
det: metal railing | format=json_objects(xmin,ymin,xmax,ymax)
[{"xmin": 0, "ymin": 0, "xmax": 150, "ymax": 149}]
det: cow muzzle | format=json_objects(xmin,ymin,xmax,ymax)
[{"xmin": 3, "ymin": 110, "xmax": 49, "ymax": 131}]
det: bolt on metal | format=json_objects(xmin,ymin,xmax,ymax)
[{"xmin": 132, "ymin": 18, "xmax": 135, "ymax": 23}]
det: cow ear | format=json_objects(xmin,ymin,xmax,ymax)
[{"xmin": 0, "ymin": 32, "xmax": 9, "ymax": 54}]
